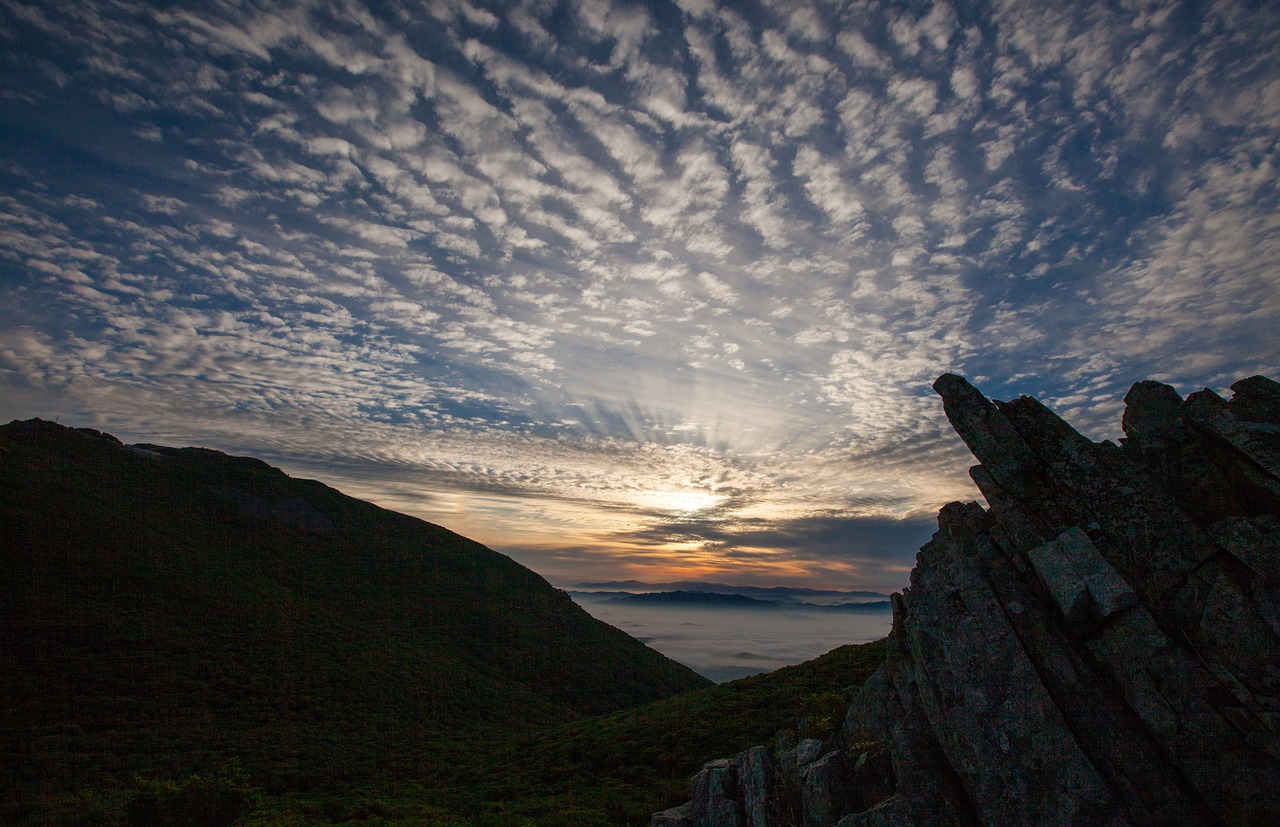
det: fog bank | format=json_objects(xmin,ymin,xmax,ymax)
[{"xmin": 570, "ymin": 594, "xmax": 892, "ymax": 682}]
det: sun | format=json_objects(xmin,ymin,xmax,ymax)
[{"xmin": 637, "ymin": 488, "xmax": 723, "ymax": 514}]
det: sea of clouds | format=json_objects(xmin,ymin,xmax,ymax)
[{"xmin": 569, "ymin": 591, "xmax": 892, "ymax": 682}]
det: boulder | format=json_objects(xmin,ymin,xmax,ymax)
[
  {"xmin": 691, "ymin": 758, "xmax": 743, "ymax": 827},
  {"xmin": 652, "ymin": 803, "xmax": 693, "ymax": 827},
  {"xmin": 801, "ymin": 751, "xmax": 851, "ymax": 827},
  {"xmin": 1026, "ymin": 526, "xmax": 1137, "ymax": 636},
  {"xmin": 736, "ymin": 746, "xmax": 774, "ymax": 827}
]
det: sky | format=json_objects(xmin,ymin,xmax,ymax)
[{"xmin": 1, "ymin": 0, "xmax": 1278, "ymax": 593}]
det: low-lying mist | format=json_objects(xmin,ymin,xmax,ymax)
[{"xmin": 569, "ymin": 593, "xmax": 893, "ymax": 682}]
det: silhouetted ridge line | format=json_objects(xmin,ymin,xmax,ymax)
[
  {"xmin": 0, "ymin": 418, "xmax": 711, "ymax": 800},
  {"xmin": 601, "ymin": 590, "xmax": 893, "ymax": 613},
  {"xmin": 570, "ymin": 580, "xmax": 889, "ymax": 599}
]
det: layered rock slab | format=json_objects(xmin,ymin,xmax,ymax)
[{"xmin": 657, "ymin": 374, "xmax": 1280, "ymax": 826}]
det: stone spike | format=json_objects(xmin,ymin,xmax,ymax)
[{"xmin": 932, "ymin": 374, "xmax": 1043, "ymax": 498}]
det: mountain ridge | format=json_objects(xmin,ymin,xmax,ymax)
[
  {"xmin": 568, "ymin": 580, "xmax": 889, "ymax": 599},
  {"xmin": 0, "ymin": 418, "xmax": 710, "ymax": 811},
  {"xmin": 596, "ymin": 590, "xmax": 893, "ymax": 613}
]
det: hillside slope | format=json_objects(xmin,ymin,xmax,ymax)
[
  {"xmin": 0, "ymin": 419, "xmax": 709, "ymax": 807},
  {"xmin": 439, "ymin": 639, "xmax": 886, "ymax": 825}
]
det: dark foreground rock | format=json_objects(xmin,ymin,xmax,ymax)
[{"xmin": 657, "ymin": 374, "xmax": 1280, "ymax": 826}]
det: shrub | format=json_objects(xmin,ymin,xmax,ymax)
[
  {"xmin": 798, "ymin": 691, "xmax": 847, "ymax": 741},
  {"xmin": 124, "ymin": 761, "xmax": 259, "ymax": 827}
]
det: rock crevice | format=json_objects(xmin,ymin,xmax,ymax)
[{"xmin": 655, "ymin": 374, "xmax": 1280, "ymax": 826}]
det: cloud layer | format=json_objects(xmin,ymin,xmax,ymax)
[
  {"xmin": 570, "ymin": 594, "xmax": 894, "ymax": 682},
  {"xmin": 1, "ymin": 0, "xmax": 1277, "ymax": 591}
]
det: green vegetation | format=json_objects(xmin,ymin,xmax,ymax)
[
  {"xmin": 0, "ymin": 420, "xmax": 886, "ymax": 825},
  {"xmin": 232, "ymin": 640, "xmax": 883, "ymax": 826},
  {"xmin": 467, "ymin": 640, "xmax": 887, "ymax": 825},
  {"xmin": 124, "ymin": 762, "xmax": 260, "ymax": 827}
]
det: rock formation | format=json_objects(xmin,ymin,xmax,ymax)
[{"xmin": 654, "ymin": 374, "xmax": 1280, "ymax": 826}]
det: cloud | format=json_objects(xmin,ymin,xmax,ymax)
[
  {"xmin": 1, "ymin": 0, "xmax": 1277, "ymax": 596},
  {"xmin": 571, "ymin": 597, "xmax": 893, "ymax": 681}
]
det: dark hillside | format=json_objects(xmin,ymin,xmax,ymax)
[
  {"xmin": 472, "ymin": 639, "xmax": 888, "ymax": 824},
  {"xmin": 0, "ymin": 419, "xmax": 709, "ymax": 811}
]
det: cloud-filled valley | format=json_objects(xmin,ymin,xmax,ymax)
[
  {"xmin": 569, "ymin": 586, "xmax": 893, "ymax": 682},
  {"xmin": 1, "ymin": 0, "xmax": 1277, "ymax": 591}
]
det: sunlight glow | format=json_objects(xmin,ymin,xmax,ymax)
[
  {"xmin": 10, "ymin": 0, "xmax": 1270, "ymax": 596},
  {"xmin": 636, "ymin": 488, "xmax": 724, "ymax": 514}
]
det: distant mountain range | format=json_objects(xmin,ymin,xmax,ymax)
[
  {"xmin": 593, "ymin": 589, "xmax": 893, "ymax": 612},
  {"xmin": 567, "ymin": 580, "xmax": 890, "ymax": 601}
]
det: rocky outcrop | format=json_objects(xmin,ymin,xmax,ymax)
[{"xmin": 656, "ymin": 374, "xmax": 1280, "ymax": 826}]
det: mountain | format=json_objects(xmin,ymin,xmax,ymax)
[
  {"xmin": 0, "ymin": 419, "xmax": 710, "ymax": 817},
  {"xmin": 599, "ymin": 590, "xmax": 892, "ymax": 613},
  {"xmin": 602, "ymin": 591, "xmax": 780, "ymax": 608},
  {"xmin": 660, "ymin": 374, "xmax": 1280, "ymax": 826},
  {"xmin": 821, "ymin": 601, "xmax": 892, "ymax": 613}
]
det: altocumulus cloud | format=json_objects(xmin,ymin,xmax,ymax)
[{"xmin": 0, "ymin": 0, "xmax": 1277, "ymax": 591}]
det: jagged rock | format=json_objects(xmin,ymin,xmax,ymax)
[
  {"xmin": 659, "ymin": 374, "xmax": 1280, "ymax": 826},
  {"xmin": 903, "ymin": 503, "xmax": 1121, "ymax": 825},
  {"xmin": 778, "ymin": 738, "xmax": 825, "ymax": 776},
  {"xmin": 844, "ymin": 747, "xmax": 893, "ymax": 815},
  {"xmin": 1123, "ymin": 380, "xmax": 1186, "ymax": 439},
  {"xmin": 692, "ymin": 758, "xmax": 744, "ymax": 827},
  {"xmin": 1230, "ymin": 375, "xmax": 1280, "ymax": 424},
  {"xmin": 1184, "ymin": 388, "xmax": 1280, "ymax": 502},
  {"xmin": 801, "ymin": 751, "xmax": 852, "ymax": 827},
  {"xmin": 652, "ymin": 803, "xmax": 693, "ymax": 827},
  {"xmin": 736, "ymin": 746, "xmax": 774, "ymax": 827},
  {"xmin": 833, "ymin": 795, "xmax": 902, "ymax": 827},
  {"xmin": 875, "ymin": 602, "xmax": 975, "ymax": 827},
  {"xmin": 1027, "ymin": 526, "xmax": 1137, "ymax": 636}
]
